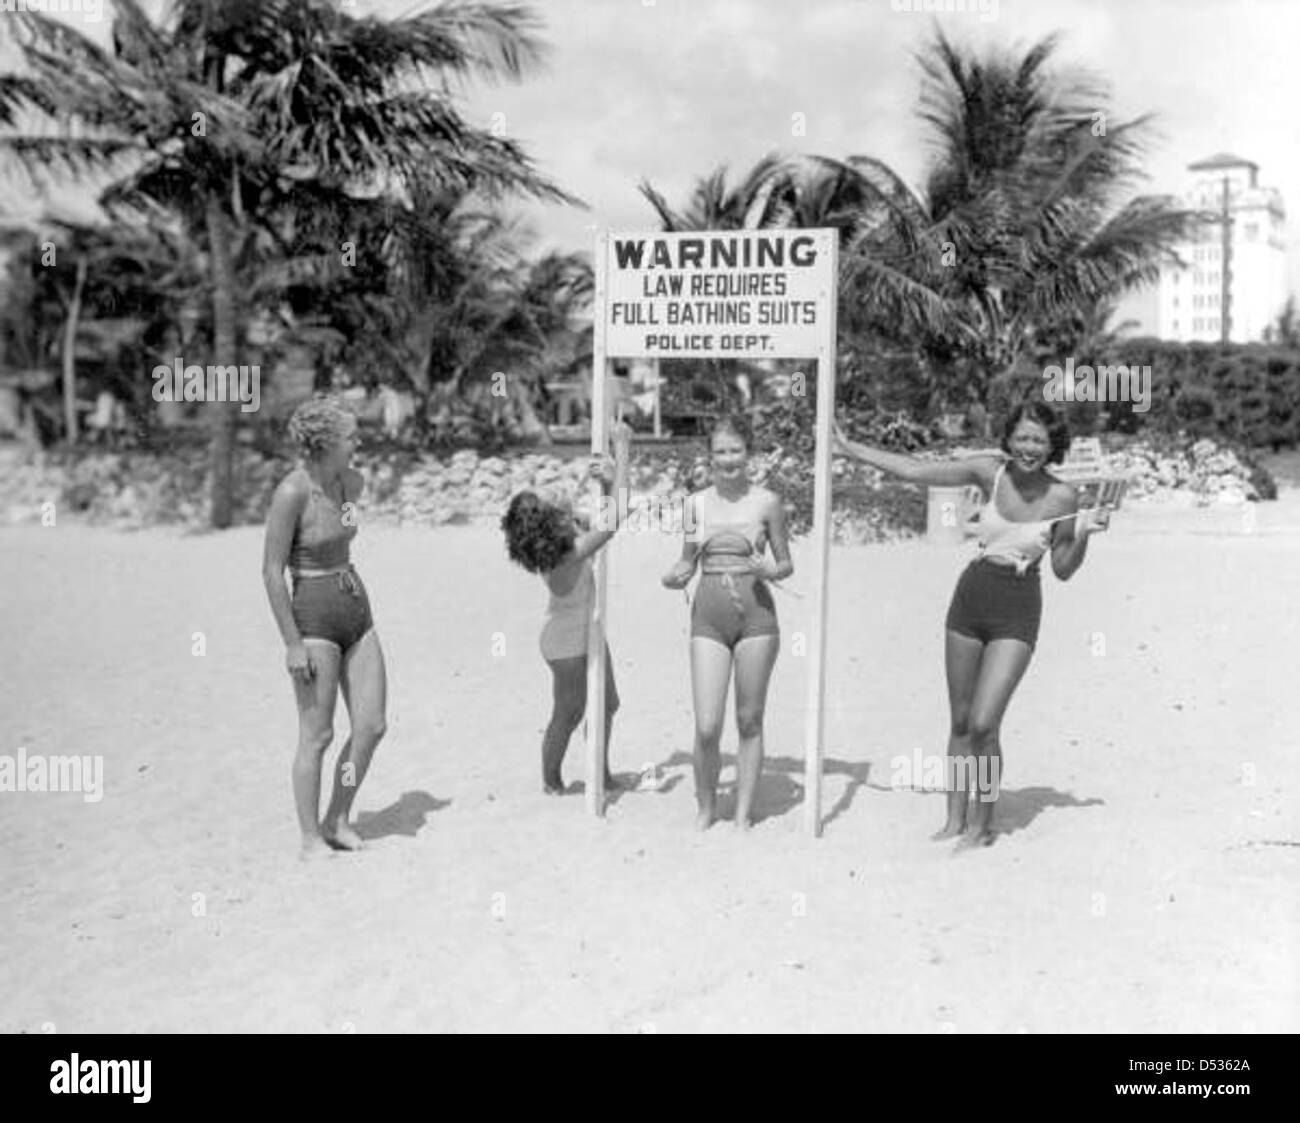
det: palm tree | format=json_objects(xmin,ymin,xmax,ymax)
[
  {"xmin": 0, "ymin": 209, "xmax": 206, "ymax": 442},
  {"xmin": 0, "ymin": 0, "xmax": 571, "ymax": 525},
  {"xmin": 638, "ymin": 155, "xmax": 793, "ymax": 232},
  {"xmin": 824, "ymin": 30, "xmax": 1199, "ymax": 407}
]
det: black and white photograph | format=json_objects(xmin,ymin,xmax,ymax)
[{"xmin": 0, "ymin": 0, "xmax": 1295, "ymax": 1066}]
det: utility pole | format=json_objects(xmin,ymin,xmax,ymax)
[{"xmin": 1220, "ymin": 174, "xmax": 1233, "ymax": 344}]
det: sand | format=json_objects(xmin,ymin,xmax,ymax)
[{"xmin": 1, "ymin": 491, "xmax": 1297, "ymax": 1033}]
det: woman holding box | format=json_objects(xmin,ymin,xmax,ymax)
[{"xmin": 834, "ymin": 401, "xmax": 1111, "ymax": 849}]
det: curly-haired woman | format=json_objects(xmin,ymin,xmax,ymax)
[
  {"xmin": 262, "ymin": 396, "xmax": 386, "ymax": 859},
  {"xmin": 502, "ymin": 422, "xmax": 632, "ymax": 795},
  {"xmin": 834, "ymin": 401, "xmax": 1111, "ymax": 849}
]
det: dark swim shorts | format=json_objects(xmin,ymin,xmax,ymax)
[
  {"xmin": 944, "ymin": 557, "xmax": 1042, "ymax": 648},
  {"xmin": 691, "ymin": 573, "xmax": 779, "ymax": 648},
  {"xmin": 291, "ymin": 568, "xmax": 374, "ymax": 653}
]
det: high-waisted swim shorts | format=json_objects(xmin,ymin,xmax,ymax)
[
  {"xmin": 945, "ymin": 557, "xmax": 1042, "ymax": 648},
  {"xmin": 691, "ymin": 573, "xmax": 779, "ymax": 648},
  {"xmin": 292, "ymin": 568, "xmax": 374, "ymax": 653}
]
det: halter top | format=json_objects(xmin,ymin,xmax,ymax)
[
  {"xmin": 288, "ymin": 473, "xmax": 357, "ymax": 572},
  {"xmin": 977, "ymin": 464, "xmax": 1055, "ymax": 575}
]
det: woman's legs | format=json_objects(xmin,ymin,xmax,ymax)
[
  {"xmin": 937, "ymin": 629, "xmax": 985, "ymax": 839},
  {"xmin": 689, "ymin": 637, "xmax": 732, "ymax": 829},
  {"xmin": 292, "ymin": 640, "xmax": 342, "ymax": 859},
  {"xmin": 602, "ymin": 649, "xmax": 621, "ymax": 784},
  {"xmin": 541, "ymin": 646, "xmax": 619, "ymax": 793},
  {"xmin": 322, "ymin": 630, "xmax": 388, "ymax": 849},
  {"xmin": 731, "ymin": 634, "xmax": 780, "ymax": 830},
  {"xmin": 958, "ymin": 638, "xmax": 1034, "ymax": 848},
  {"xmin": 542, "ymin": 655, "xmax": 585, "ymax": 792}
]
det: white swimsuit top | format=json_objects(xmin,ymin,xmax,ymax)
[{"xmin": 977, "ymin": 465, "xmax": 1058, "ymax": 575}]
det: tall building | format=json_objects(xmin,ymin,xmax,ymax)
[{"xmin": 1117, "ymin": 154, "xmax": 1288, "ymax": 343}]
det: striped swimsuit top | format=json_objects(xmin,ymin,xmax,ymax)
[{"xmin": 697, "ymin": 517, "xmax": 768, "ymax": 574}]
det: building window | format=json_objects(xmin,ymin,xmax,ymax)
[{"xmin": 1172, "ymin": 320, "xmax": 1179, "ymax": 331}]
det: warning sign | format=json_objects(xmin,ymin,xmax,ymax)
[{"xmin": 601, "ymin": 229, "xmax": 835, "ymax": 359}]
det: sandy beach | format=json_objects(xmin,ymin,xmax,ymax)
[{"xmin": 2, "ymin": 492, "xmax": 1297, "ymax": 1033}]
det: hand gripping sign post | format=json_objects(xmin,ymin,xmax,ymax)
[{"xmin": 589, "ymin": 228, "xmax": 838, "ymax": 834}]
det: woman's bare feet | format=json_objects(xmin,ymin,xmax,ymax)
[
  {"xmin": 322, "ymin": 820, "xmax": 365, "ymax": 852},
  {"xmin": 299, "ymin": 835, "xmax": 336, "ymax": 862},
  {"xmin": 932, "ymin": 789, "xmax": 968, "ymax": 840},
  {"xmin": 953, "ymin": 828, "xmax": 996, "ymax": 851},
  {"xmin": 695, "ymin": 801, "xmax": 716, "ymax": 831}
]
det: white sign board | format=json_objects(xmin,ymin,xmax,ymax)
[{"xmin": 603, "ymin": 230, "xmax": 836, "ymax": 359}]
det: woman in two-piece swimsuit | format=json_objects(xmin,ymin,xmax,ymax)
[
  {"xmin": 263, "ymin": 396, "xmax": 387, "ymax": 860},
  {"xmin": 663, "ymin": 415, "xmax": 793, "ymax": 831},
  {"xmin": 502, "ymin": 421, "xmax": 633, "ymax": 795},
  {"xmin": 834, "ymin": 401, "xmax": 1111, "ymax": 848}
]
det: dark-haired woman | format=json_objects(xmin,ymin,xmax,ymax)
[
  {"xmin": 833, "ymin": 402, "xmax": 1111, "ymax": 849},
  {"xmin": 663, "ymin": 415, "xmax": 793, "ymax": 831},
  {"xmin": 502, "ymin": 422, "xmax": 632, "ymax": 794}
]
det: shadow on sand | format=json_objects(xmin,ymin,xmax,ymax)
[
  {"xmin": 653, "ymin": 750, "xmax": 872, "ymax": 827},
  {"xmin": 990, "ymin": 786, "xmax": 1105, "ymax": 836},
  {"xmin": 356, "ymin": 791, "xmax": 450, "ymax": 840},
  {"xmin": 568, "ymin": 768, "xmax": 686, "ymax": 807},
  {"xmin": 866, "ymin": 779, "xmax": 1106, "ymax": 836},
  {"xmin": 649, "ymin": 750, "xmax": 1103, "ymax": 835}
]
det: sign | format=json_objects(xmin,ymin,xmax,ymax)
[{"xmin": 602, "ymin": 229, "xmax": 836, "ymax": 359}]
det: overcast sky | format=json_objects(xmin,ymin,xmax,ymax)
[
  {"xmin": 20, "ymin": 0, "xmax": 1300, "ymax": 301},
  {"xmin": 403, "ymin": 0, "xmax": 1300, "ymax": 299}
]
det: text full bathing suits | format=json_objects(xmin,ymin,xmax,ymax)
[
  {"xmin": 289, "ymin": 476, "xmax": 374, "ymax": 653},
  {"xmin": 945, "ymin": 463, "xmax": 1057, "ymax": 648},
  {"xmin": 689, "ymin": 509, "xmax": 779, "ymax": 649}
]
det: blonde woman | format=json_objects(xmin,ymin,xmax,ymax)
[{"xmin": 262, "ymin": 397, "xmax": 387, "ymax": 859}]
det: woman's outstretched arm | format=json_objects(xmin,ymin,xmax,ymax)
[{"xmin": 833, "ymin": 422, "xmax": 999, "ymax": 490}]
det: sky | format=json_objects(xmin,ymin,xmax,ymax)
[
  {"xmin": 12, "ymin": 0, "xmax": 1300, "ymax": 301},
  {"xmin": 401, "ymin": 0, "xmax": 1300, "ymax": 300}
]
